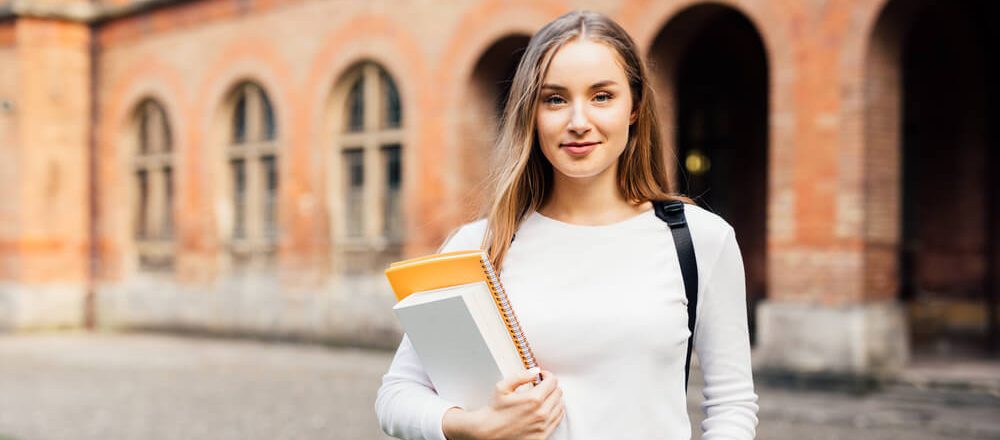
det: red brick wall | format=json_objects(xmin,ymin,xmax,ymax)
[
  {"xmin": 12, "ymin": 17, "xmax": 92, "ymax": 283},
  {"xmin": 0, "ymin": 43, "xmax": 18, "ymax": 279},
  {"xmin": 90, "ymin": 0, "xmax": 885, "ymax": 302},
  {"xmin": 10, "ymin": 0, "xmax": 994, "ymax": 320},
  {"xmin": 93, "ymin": 0, "xmax": 573, "ymax": 285}
]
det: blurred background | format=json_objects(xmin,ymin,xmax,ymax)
[{"xmin": 0, "ymin": 0, "xmax": 997, "ymax": 438}]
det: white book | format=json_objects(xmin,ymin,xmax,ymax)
[{"xmin": 393, "ymin": 281, "xmax": 525, "ymax": 410}]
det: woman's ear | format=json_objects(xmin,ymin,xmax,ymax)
[{"xmin": 629, "ymin": 109, "xmax": 638, "ymax": 125}]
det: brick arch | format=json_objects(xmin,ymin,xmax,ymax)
[
  {"xmin": 850, "ymin": 0, "xmax": 996, "ymax": 303},
  {"xmin": 100, "ymin": 58, "xmax": 188, "ymax": 280},
  {"xmin": 620, "ymin": 0, "xmax": 791, "ymax": 75},
  {"xmin": 195, "ymin": 39, "xmax": 296, "ymax": 157},
  {"xmin": 301, "ymin": 15, "xmax": 427, "ymax": 268},
  {"xmin": 105, "ymin": 61, "xmax": 189, "ymax": 170},
  {"xmin": 839, "ymin": 0, "xmax": 895, "ymax": 104},
  {"xmin": 838, "ymin": 0, "xmax": 893, "ymax": 139},
  {"xmin": 643, "ymin": 3, "xmax": 772, "ymax": 330},
  {"xmin": 198, "ymin": 74, "xmax": 292, "ymax": 148},
  {"xmin": 642, "ymin": 3, "xmax": 774, "ymax": 174},
  {"xmin": 849, "ymin": 1, "xmax": 999, "ymax": 358},
  {"xmin": 304, "ymin": 16, "xmax": 426, "ymax": 138},
  {"xmin": 834, "ymin": 0, "xmax": 917, "ymax": 302},
  {"xmin": 437, "ymin": 0, "xmax": 569, "ymax": 97},
  {"xmin": 854, "ymin": 0, "xmax": 906, "ymax": 302},
  {"xmin": 622, "ymin": 0, "xmax": 795, "ymax": 246},
  {"xmin": 193, "ymin": 39, "xmax": 296, "ymax": 269},
  {"xmin": 313, "ymin": 56, "xmax": 416, "ymax": 139},
  {"xmin": 455, "ymin": 33, "xmax": 533, "ymax": 221},
  {"xmin": 433, "ymin": 0, "xmax": 568, "ymax": 234}
]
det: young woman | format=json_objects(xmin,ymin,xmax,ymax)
[{"xmin": 376, "ymin": 10, "xmax": 758, "ymax": 440}]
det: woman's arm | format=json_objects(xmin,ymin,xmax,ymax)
[
  {"xmin": 375, "ymin": 334, "xmax": 461, "ymax": 440},
  {"xmin": 693, "ymin": 227, "xmax": 760, "ymax": 439}
]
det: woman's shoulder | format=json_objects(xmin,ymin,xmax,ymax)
[
  {"xmin": 437, "ymin": 217, "xmax": 489, "ymax": 253},
  {"xmin": 680, "ymin": 203, "xmax": 733, "ymax": 233},
  {"xmin": 678, "ymin": 202, "xmax": 736, "ymax": 254}
]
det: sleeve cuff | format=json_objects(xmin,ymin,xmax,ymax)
[{"xmin": 422, "ymin": 399, "xmax": 462, "ymax": 440}]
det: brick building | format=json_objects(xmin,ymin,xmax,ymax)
[{"xmin": 0, "ymin": 0, "xmax": 996, "ymax": 378}]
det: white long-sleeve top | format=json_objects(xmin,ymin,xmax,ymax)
[{"xmin": 375, "ymin": 203, "xmax": 759, "ymax": 439}]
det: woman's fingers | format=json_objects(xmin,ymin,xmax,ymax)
[
  {"xmin": 486, "ymin": 368, "xmax": 565, "ymax": 439},
  {"xmin": 537, "ymin": 385, "xmax": 563, "ymax": 416},
  {"xmin": 542, "ymin": 400, "xmax": 566, "ymax": 435},
  {"xmin": 528, "ymin": 370, "xmax": 558, "ymax": 399},
  {"xmin": 497, "ymin": 367, "xmax": 541, "ymax": 394}
]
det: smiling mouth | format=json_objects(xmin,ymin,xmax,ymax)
[{"xmin": 560, "ymin": 141, "xmax": 599, "ymax": 156}]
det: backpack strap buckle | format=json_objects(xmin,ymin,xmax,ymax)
[{"xmin": 653, "ymin": 200, "xmax": 687, "ymax": 228}]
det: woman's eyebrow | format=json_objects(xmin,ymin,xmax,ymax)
[{"xmin": 540, "ymin": 80, "xmax": 620, "ymax": 91}]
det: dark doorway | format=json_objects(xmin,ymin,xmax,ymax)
[
  {"xmin": 897, "ymin": 0, "xmax": 998, "ymax": 357},
  {"xmin": 458, "ymin": 35, "xmax": 530, "ymax": 216},
  {"xmin": 653, "ymin": 6, "xmax": 769, "ymax": 343}
]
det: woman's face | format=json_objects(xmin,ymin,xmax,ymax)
[{"xmin": 536, "ymin": 39, "xmax": 635, "ymax": 182}]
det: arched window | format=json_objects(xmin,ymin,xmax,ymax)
[
  {"xmin": 333, "ymin": 63, "xmax": 404, "ymax": 272},
  {"xmin": 133, "ymin": 98, "xmax": 175, "ymax": 270},
  {"xmin": 226, "ymin": 82, "xmax": 279, "ymax": 265}
]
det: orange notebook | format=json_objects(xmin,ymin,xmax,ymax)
[{"xmin": 385, "ymin": 249, "xmax": 540, "ymax": 384}]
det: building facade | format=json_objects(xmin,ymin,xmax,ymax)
[{"xmin": 0, "ymin": 0, "xmax": 996, "ymax": 377}]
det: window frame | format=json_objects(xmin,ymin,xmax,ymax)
[
  {"xmin": 132, "ymin": 98, "xmax": 176, "ymax": 271},
  {"xmin": 330, "ymin": 63, "xmax": 405, "ymax": 256},
  {"xmin": 225, "ymin": 82, "xmax": 280, "ymax": 266}
]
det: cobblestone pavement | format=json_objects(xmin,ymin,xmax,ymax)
[{"xmin": 0, "ymin": 332, "xmax": 997, "ymax": 440}]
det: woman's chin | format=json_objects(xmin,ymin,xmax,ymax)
[{"xmin": 552, "ymin": 164, "xmax": 613, "ymax": 181}]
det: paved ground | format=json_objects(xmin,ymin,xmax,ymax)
[{"xmin": 0, "ymin": 332, "xmax": 997, "ymax": 440}]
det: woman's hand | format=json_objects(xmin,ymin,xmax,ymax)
[{"xmin": 442, "ymin": 368, "xmax": 565, "ymax": 440}]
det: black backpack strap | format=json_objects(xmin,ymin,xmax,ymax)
[{"xmin": 653, "ymin": 200, "xmax": 699, "ymax": 392}]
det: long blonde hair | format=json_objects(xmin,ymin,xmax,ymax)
[{"xmin": 480, "ymin": 10, "xmax": 685, "ymax": 271}]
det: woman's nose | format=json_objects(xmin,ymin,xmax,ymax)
[{"xmin": 567, "ymin": 102, "xmax": 590, "ymax": 135}]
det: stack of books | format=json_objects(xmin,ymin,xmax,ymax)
[{"xmin": 385, "ymin": 250, "xmax": 541, "ymax": 409}]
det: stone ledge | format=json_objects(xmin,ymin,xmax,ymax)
[
  {"xmin": 755, "ymin": 300, "xmax": 909, "ymax": 376},
  {"xmin": 94, "ymin": 273, "xmax": 405, "ymax": 351},
  {"xmin": 0, "ymin": 283, "xmax": 87, "ymax": 331}
]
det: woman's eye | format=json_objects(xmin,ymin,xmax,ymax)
[
  {"xmin": 543, "ymin": 95, "xmax": 566, "ymax": 105},
  {"xmin": 594, "ymin": 92, "xmax": 613, "ymax": 103}
]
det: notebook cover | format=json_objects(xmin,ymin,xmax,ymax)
[
  {"xmin": 385, "ymin": 250, "xmax": 491, "ymax": 302},
  {"xmin": 393, "ymin": 288, "xmax": 505, "ymax": 409},
  {"xmin": 384, "ymin": 249, "xmax": 541, "ymax": 384}
]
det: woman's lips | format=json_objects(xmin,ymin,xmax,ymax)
[{"xmin": 561, "ymin": 141, "xmax": 599, "ymax": 156}]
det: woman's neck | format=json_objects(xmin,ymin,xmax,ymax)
[{"xmin": 539, "ymin": 166, "xmax": 650, "ymax": 226}]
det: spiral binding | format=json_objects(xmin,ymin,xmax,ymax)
[{"xmin": 479, "ymin": 252, "xmax": 540, "ymax": 384}]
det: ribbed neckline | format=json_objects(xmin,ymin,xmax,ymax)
[{"xmin": 530, "ymin": 206, "xmax": 655, "ymax": 230}]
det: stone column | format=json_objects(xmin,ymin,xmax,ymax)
[
  {"xmin": 0, "ymin": 6, "xmax": 93, "ymax": 331},
  {"xmin": 753, "ymin": 4, "xmax": 908, "ymax": 380}
]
